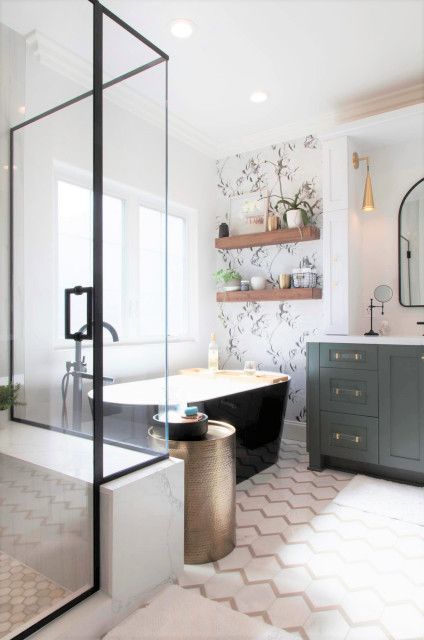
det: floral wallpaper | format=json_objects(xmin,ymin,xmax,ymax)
[{"xmin": 215, "ymin": 135, "xmax": 323, "ymax": 423}]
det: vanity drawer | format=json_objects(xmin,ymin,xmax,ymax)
[
  {"xmin": 320, "ymin": 411, "xmax": 378, "ymax": 464},
  {"xmin": 319, "ymin": 368, "xmax": 378, "ymax": 417},
  {"xmin": 320, "ymin": 343, "xmax": 377, "ymax": 370}
]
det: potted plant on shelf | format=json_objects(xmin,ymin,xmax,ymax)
[
  {"xmin": 214, "ymin": 268, "xmax": 242, "ymax": 292},
  {"xmin": 276, "ymin": 188, "xmax": 315, "ymax": 229},
  {"xmin": 0, "ymin": 383, "xmax": 22, "ymax": 424}
]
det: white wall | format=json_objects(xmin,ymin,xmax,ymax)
[{"xmin": 353, "ymin": 138, "xmax": 424, "ymax": 334}]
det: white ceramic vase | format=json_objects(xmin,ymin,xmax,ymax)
[
  {"xmin": 286, "ymin": 209, "xmax": 304, "ymax": 229},
  {"xmin": 250, "ymin": 276, "xmax": 266, "ymax": 291}
]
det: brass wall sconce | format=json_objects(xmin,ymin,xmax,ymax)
[{"xmin": 352, "ymin": 152, "xmax": 375, "ymax": 212}]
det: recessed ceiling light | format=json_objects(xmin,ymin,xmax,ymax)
[
  {"xmin": 170, "ymin": 19, "xmax": 194, "ymax": 39},
  {"xmin": 250, "ymin": 91, "xmax": 268, "ymax": 103},
  {"xmin": 18, "ymin": 105, "xmax": 26, "ymax": 114}
]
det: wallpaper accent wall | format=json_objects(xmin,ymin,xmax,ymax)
[{"xmin": 215, "ymin": 136, "xmax": 323, "ymax": 423}]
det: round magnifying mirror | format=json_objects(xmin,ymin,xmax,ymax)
[{"xmin": 374, "ymin": 284, "xmax": 393, "ymax": 304}]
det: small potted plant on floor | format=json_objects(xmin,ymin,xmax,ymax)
[
  {"xmin": 0, "ymin": 383, "xmax": 22, "ymax": 424},
  {"xmin": 276, "ymin": 188, "xmax": 315, "ymax": 229},
  {"xmin": 214, "ymin": 268, "xmax": 242, "ymax": 292}
]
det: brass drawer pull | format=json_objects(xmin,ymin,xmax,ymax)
[
  {"xmin": 334, "ymin": 352, "xmax": 363, "ymax": 362},
  {"xmin": 334, "ymin": 432, "xmax": 361, "ymax": 445},
  {"xmin": 334, "ymin": 387, "xmax": 362, "ymax": 397}
]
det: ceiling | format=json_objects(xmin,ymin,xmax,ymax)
[
  {"xmin": 104, "ymin": 0, "xmax": 424, "ymax": 154},
  {"xmin": 1, "ymin": 0, "xmax": 424, "ymax": 157}
]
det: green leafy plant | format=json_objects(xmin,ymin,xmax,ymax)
[
  {"xmin": 0, "ymin": 383, "xmax": 22, "ymax": 411},
  {"xmin": 276, "ymin": 188, "xmax": 315, "ymax": 226},
  {"xmin": 214, "ymin": 268, "xmax": 242, "ymax": 284}
]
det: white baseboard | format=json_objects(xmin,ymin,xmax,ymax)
[{"xmin": 283, "ymin": 420, "xmax": 306, "ymax": 443}]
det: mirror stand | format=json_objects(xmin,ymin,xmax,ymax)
[
  {"xmin": 364, "ymin": 285, "xmax": 393, "ymax": 337},
  {"xmin": 364, "ymin": 298, "xmax": 385, "ymax": 336}
]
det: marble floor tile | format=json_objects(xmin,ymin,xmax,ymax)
[{"xmin": 178, "ymin": 439, "xmax": 424, "ymax": 640}]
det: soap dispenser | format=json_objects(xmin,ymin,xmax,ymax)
[{"xmin": 208, "ymin": 333, "xmax": 219, "ymax": 372}]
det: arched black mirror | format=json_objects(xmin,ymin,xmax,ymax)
[{"xmin": 399, "ymin": 178, "xmax": 424, "ymax": 306}]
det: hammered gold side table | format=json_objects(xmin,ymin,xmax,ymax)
[{"xmin": 149, "ymin": 420, "xmax": 236, "ymax": 564}]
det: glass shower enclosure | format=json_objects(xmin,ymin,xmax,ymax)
[{"xmin": 1, "ymin": 1, "xmax": 169, "ymax": 637}]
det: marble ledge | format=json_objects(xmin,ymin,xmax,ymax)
[
  {"xmin": 306, "ymin": 334, "xmax": 424, "ymax": 345},
  {"xmin": 101, "ymin": 456, "xmax": 184, "ymax": 607}
]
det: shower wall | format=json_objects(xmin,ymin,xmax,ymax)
[
  {"xmin": 0, "ymin": 24, "xmax": 25, "ymax": 383},
  {"xmin": 0, "ymin": 453, "xmax": 91, "ymax": 591},
  {"xmin": 11, "ymin": 39, "xmax": 216, "ymax": 429}
]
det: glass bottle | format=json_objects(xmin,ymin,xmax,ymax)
[{"xmin": 208, "ymin": 333, "xmax": 219, "ymax": 372}]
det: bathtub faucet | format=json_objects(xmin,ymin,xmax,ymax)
[{"xmin": 62, "ymin": 322, "xmax": 119, "ymax": 430}]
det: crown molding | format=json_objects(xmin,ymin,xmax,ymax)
[
  {"xmin": 319, "ymin": 102, "xmax": 424, "ymax": 146},
  {"xmin": 337, "ymin": 82, "xmax": 424, "ymax": 124},
  {"xmin": 216, "ymin": 84, "xmax": 424, "ymax": 158},
  {"xmin": 25, "ymin": 30, "xmax": 219, "ymax": 158},
  {"xmin": 26, "ymin": 30, "xmax": 424, "ymax": 161}
]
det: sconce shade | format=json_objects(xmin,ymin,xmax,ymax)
[
  {"xmin": 353, "ymin": 152, "xmax": 375, "ymax": 212},
  {"xmin": 362, "ymin": 167, "xmax": 375, "ymax": 212}
]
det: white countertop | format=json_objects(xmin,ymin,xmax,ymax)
[
  {"xmin": 0, "ymin": 421, "xmax": 154, "ymax": 483},
  {"xmin": 306, "ymin": 335, "xmax": 424, "ymax": 345},
  {"xmin": 89, "ymin": 372, "xmax": 289, "ymax": 407}
]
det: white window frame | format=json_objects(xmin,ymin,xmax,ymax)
[{"xmin": 53, "ymin": 161, "xmax": 198, "ymax": 348}]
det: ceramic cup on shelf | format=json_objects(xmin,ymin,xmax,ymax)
[
  {"xmin": 240, "ymin": 280, "xmax": 250, "ymax": 291},
  {"xmin": 250, "ymin": 276, "xmax": 266, "ymax": 291},
  {"xmin": 279, "ymin": 274, "xmax": 291, "ymax": 289}
]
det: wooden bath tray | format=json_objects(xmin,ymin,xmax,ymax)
[{"xmin": 179, "ymin": 368, "xmax": 289, "ymax": 384}]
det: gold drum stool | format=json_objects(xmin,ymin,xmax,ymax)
[{"xmin": 149, "ymin": 420, "xmax": 236, "ymax": 564}]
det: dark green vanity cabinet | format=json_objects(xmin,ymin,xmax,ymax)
[
  {"xmin": 307, "ymin": 342, "xmax": 424, "ymax": 483},
  {"xmin": 379, "ymin": 346, "xmax": 424, "ymax": 473}
]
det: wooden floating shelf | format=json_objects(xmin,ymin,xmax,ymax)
[
  {"xmin": 216, "ymin": 288, "xmax": 322, "ymax": 303},
  {"xmin": 215, "ymin": 226, "xmax": 320, "ymax": 250}
]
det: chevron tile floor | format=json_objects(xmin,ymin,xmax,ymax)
[{"xmin": 178, "ymin": 439, "xmax": 424, "ymax": 640}]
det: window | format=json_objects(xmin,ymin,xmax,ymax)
[
  {"xmin": 56, "ymin": 177, "xmax": 194, "ymax": 344},
  {"xmin": 139, "ymin": 207, "xmax": 187, "ymax": 338}
]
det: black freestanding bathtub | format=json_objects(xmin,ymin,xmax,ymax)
[{"xmin": 89, "ymin": 372, "xmax": 290, "ymax": 482}]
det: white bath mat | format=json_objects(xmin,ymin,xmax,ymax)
[
  {"xmin": 334, "ymin": 474, "xmax": 424, "ymax": 526},
  {"xmin": 103, "ymin": 584, "xmax": 291, "ymax": 640}
]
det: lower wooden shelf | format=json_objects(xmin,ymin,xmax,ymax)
[{"xmin": 216, "ymin": 288, "xmax": 322, "ymax": 302}]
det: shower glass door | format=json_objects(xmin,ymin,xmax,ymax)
[
  {"xmin": 4, "ymin": 1, "xmax": 96, "ymax": 637},
  {"xmin": 3, "ymin": 1, "xmax": 169, "ymax": 637},
  {"xmin": 101, "ymin": 8, "xmax": 169, "ymax": 478}
]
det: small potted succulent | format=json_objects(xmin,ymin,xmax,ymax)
[
  {"xmin": 276, "ymin": 189, "xmax": 315, "ymax": 229},
  {"xmin": 214, "ymin": 268, "xmax": 242, "ymax": 292},
  {"xmin": 0, "ymin": 383, "xmax": 22, "ymax": 423}
]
